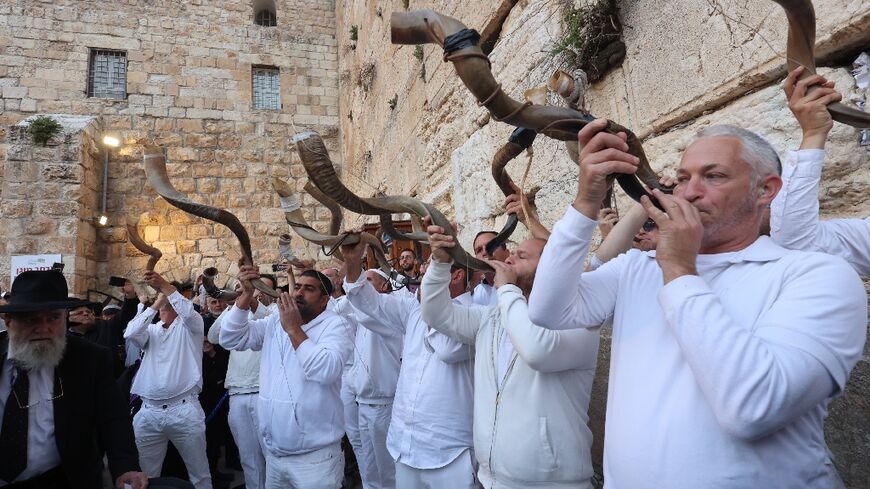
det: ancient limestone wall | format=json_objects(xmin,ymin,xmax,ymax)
[
  {"xmin": 0, "ymin": 0, "xmax": 341, "ymax": 292},
  {"xmin": 0, "ymin": 115, "xmax": 102, "ymax": 295},
  {"xmin": 336, "ymin": 0, "xmax": 870, "ymax": 486}
]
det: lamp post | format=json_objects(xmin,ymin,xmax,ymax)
[{"xmin": 99, "ymin": 135, "xmax": 120, "ymax": 226}]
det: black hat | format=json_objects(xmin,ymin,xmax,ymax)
[{"xmin": 0, "ymin": 271, "xmax": 91, "ymax": 313}]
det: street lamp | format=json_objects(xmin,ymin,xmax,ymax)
[{"xmin": 98, "ymin": 135, "xmax": 120, "ymax": 226}]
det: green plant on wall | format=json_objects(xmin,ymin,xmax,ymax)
[
  {"xmin": 413, "ymin": 45, "xmax": 424, "ymax": 61},
  {"xmin": 350, "ymin": 25, "xmax": 359, "ymax": 41},
  {"xmin": 403, "ymin": 0, "xmax": 410, "ymax": 10},
  {"xmin": 550, "ymin": 0, "xmax": 625, "ymax": 82},
  {"xmin": 29, "ymin": 115, "xmax": 62, "ymax": 147},
  {"xmin": 388, "ymin": 94, "xmax": 398, "ymax": 110}
]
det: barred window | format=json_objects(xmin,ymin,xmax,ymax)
[
  {"xmin": 255, "ymin": 9, "xmax": 277, "ymax": 27},
  {"xmin": 87, "ymin": 49, "xmax": 127, "ymax": 100},
  {"xmin": 252, "ymin": 66, "xmax": 281, "ymax": 110}
]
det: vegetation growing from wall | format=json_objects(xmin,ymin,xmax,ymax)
[
  {"xmin": 29, "ymin": 116, "xmax": 62, "ymax": 146},
  {"xmin": 550, "ymin": 0, "xmax": 625, "ymax": 82}
]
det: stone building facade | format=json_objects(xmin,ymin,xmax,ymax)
[
  {"xmin": 1, "ymin": 0, "xmax": 341, "ymax": 293},
  {"xmin": 2, "ymin": 0, "xmax": 870, "ymax": 486}
]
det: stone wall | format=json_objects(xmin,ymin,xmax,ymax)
[
  {"xmin": 0, "ymin": 115, "xmax": 102, "ymax": 295},
  {"xmin": 0, "ymin": 0, "xmax": 341, "ymax": 292},
  {"xmin": 336, "ymin": 0, "xmax": 870, "ymax": 486}
]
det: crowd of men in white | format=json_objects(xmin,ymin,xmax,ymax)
[{"xmin": 2, "ymin": 68, "xmax": 868, "ymax": 489}]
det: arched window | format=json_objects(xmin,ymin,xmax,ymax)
[{"xmin": 253, "ymin": 0, "xmax": 277, "ymax": 27}]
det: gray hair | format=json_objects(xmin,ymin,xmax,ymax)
[{"xmin": 695, "ymin": 125, "xmax": 781, "ymax": 182}]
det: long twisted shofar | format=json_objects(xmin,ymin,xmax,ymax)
[
  {"xmin": 126, "ymin": 214, "xmax": 162, "ymax": 271},
  {"xmin": 390, "ymin": 9, "xmax": 662, "ymax": 203},
  {"xmin": 292, "ymin": 131, "xmax": 493, "ymax": 272},
  {"xmin": 774, "ymin": 0, "xmax": 869, "ymax": 128},
  {"xmin": 486, "ymin": 127, "xmax": 537, "ymax": 255},
  {"xmin": 142, "ymin": 147, "xmax": 278, "ymax": 298},
  {"xmin": 272, "ymin": 177, "xmax": 394, "ymax": 274}
]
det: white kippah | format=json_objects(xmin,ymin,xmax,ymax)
[{"xmin": 367, "ymin": 268, "xmax": 391, "ymax": 282}]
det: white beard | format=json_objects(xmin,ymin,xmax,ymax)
[{"xmin": 9, "ymin": 334, "xmax": 67, "ymax": 370}]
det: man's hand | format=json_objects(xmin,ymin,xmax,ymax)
[
  {"xmin": 121, "ymin": 279, "xmax": 137, "ymax": 299},
  {"xmin": 423, "ymin": 216, "xmax": 455, "ymax": 264},
  {"xmin": 235, "ymin": 265, "xmax": 259, "ymax": 310},
  {"xmin": 276, "ymin": 292, "xmax": 307, "ymax": 348},
  {"xmin": 574, "ymin": 119, "xmax": 640, "ymax": 219},
  {"xmin": 783, "ymin": 66, "xmax": 841, "ymax": 150},
  {"xmin": 641, "ymin": 189, "xmax": 702, "ymax": 284},
  {"xmin": 151, "ymin": 293, "xmax": 168, "ymax": 311},
  {"xmin": 338, "ymin": 228, "xmax": 368, "ymax": 283},
  {"xmin": 143, "ymin": 271, "xmax": 174, "ymax": 296},
  {"xmin": 115, "ymin": 471, "xmax": 148, "ymax": 489},
  {"xmin": 483, "ymin": 259, "xmax": 517, "ymax": 288},
  {"xmin": 597, "ymin": 208, "xmax": 618, "ymax": 238}
]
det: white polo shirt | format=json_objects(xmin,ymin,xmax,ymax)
[{"xmin": 528, "ymin": 206, "xmax": 867, "ymax": 489}]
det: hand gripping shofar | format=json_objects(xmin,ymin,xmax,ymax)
[
  {"xmin": 774, "ymin": 0, "xmax": 870, "ymax": 128},
  {"xmin": 126, "ymin": 214, "xmax": 162, "ymax": 271},
  {"xmin": 272, "ymin": 177, "xmax": 395, "ymax": 275},
  {"xmin": 292, "ymin": 131, "xmax": 493, "ymax": 272},
  {"xmin": 142, "ymin": 147, "xmax": 279, "ymax": 298},
  {"xmin": 486, "ymin": 127, "xmax": 538, "ymax": 256}
]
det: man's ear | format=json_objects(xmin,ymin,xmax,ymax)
[{"xmin": 757, "ymin": 174, "xmax": 783, "ymax": 205}]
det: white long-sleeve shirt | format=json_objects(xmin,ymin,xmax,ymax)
[
  {"xmin": 209, "ymin": 302, "xmax": 276, "ymax": 394},
  {"xmin": 124, "ymin": 291, "xmax": 204, "ymax": 401},
  {"xmin": 219, "ymin": 304, "xmax": 353, "ymax": 456},
  {"xmin": 343, "ymin": 274, "xmax": 474, "ymax": 470},
  {"xmin": 770, "ymin": 149, "xmax": 870, "ymax": 275},
  {"xmin": 422, "ymin": 262, "xmax": 598, "ymax": 489},
  {"xmin": 528, "ymin": 206, "xmax": 867, "ymax": 489}
]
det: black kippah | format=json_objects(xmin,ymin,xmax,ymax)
[{"xmin": 443, "ymin": 28, "xmax": 481, "ymax": 55}]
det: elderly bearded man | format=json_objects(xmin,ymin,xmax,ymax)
[
  {"xmin": 420, "ymin": 224, "xmax": 599, "ymax": 489},
  {"xmin": 0, "ymin": 270, "xmax": 147, "ymax": 489},
  {"xmin": 528, "ymin": 119, "xmax": 867, "ymax": 488},
  {"xmin": 124, "ymin": 270, "xmax": 212, "ymax": 489},
  {"xmin": 340, "ymin": 238, "xmax": 476, "ymax": 489},
  {"xmin": 220, "ymin": 269, "xmax": 353, "ymax": 489}
]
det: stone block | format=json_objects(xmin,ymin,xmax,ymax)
[
  {"xmin": 167, "ymin": 146, "xmax": 198, "ymax": 162},
  {"xmin": 176, "ymin": 240, "xmax": 197, "ymax": 254},
  {"xmin": 143, "ymin": 226, "xmax": 159, "ymax": 242},
  {"xmin": 23, "ymin": 216, "xmax": 56, "ymax": 235},
  {"xmin": 0, "ymin": 200, "xmax": 32, "ymax": 217}
]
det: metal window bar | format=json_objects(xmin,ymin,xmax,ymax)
[
  {"xmin": 252, "ymin": 67, "xmax": 281, "ymax": 110},
  {"xmin": 88, "ymin": 49, "xmax": 127, "ymax": 100},
  {"xmin": 255, "ymin": 9, "xmax": 277, "ymax": 27}
]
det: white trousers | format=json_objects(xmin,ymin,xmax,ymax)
[
  {"xmin": 265, "ymin": 442, "xmax": 344, "ymax": 489},
  {"xmin": 228, "ymin": 393, "xmax": 266, "ymax": 489},
  {"xmin": 133, "ymin": 398, "xmax": 213, "ymax": 489},
  {"xmin": 357, "ymin": 402, "xmax": 396, "ymax": 489},
  {"xmin": 395, "ymin": 449, "xmax": 477, "ymax": 489}
]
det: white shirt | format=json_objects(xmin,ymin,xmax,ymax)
[
  {"xmin": 467, "ymin": 283, "xmax": 512, "ymax": 382},
  {"xmin": 343, "ymin": 274, "xmax": 474, "ymax": 469},
  {"xmin": 219, "ymin": 305, "xmax": 353, "ymax": 456},
  {"xmin": 0, "ymin": 361, "xmax": 61, "ymax": 484},
  {"xmin": 124, "ymin": 291, "xmax": 204, "ymax": 401},
  {"xmin": 770, "ymin": 149, "xmax": 870, "ymax": 275},
  {"xmin": 528, "ymin": 206, "xmax": 867, "ymax": 489},
  {"xmin": 421, "ymin": 262, "xmax": 598, "ymax": 488},
  {"xmin": 210, "ymin": 302, "xmax": 277, "ymax": 394}
]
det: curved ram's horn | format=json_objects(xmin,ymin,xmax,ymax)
[
  {"xmin": 278, "ymin": 234, "xmax": 316, "ymax": 270},
  {"xmin": 142, "ymin": 147, "xmax": 278, "ymax": 298},
  {"xmin": 272, "ymin": 178, "xmax": 394, "ymax": 274},
  {"xmin": 303, "ymin": 182, "xmax": 343, "ymax": 236},
  {"xmin": 486, "ymin": 127, "xmax": 537, "ymax": 255},
  {"xmin": 126, "ymin": 214, "xmax": 162, "ymax": 271},
  {"xmin": 773, "ymin": 1, "xmax": 869, "ymax": 128},
  {"xmin": 200, "ymin": 267, "xmax": 239, "ymax": 301},
  {"xmin": 390, "ymin": 9, "xmax": 666, "ymax": 203},
  {"xmin": 379, "ymin": 213, "xmax": 430, "ymax": 242},
  {"xmin": 292, "ymin": 131, "xmax": 493, "ymax": 272}
]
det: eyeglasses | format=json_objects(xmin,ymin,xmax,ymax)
[
  {"xmin": 642, "ymin": 219, "xmax": 657, "ymax": 232},
  {"xmin": 12, "ymin": 375, "xmax": 64, "ymax": 409}
]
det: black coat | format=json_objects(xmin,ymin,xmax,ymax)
[
  {"xmin": 67, "ymin": 298, "xmax": 139, "ymax": 376},
  {"xmin": 0, "ymin": 333, "xmax": 141, "ymax": 488}
]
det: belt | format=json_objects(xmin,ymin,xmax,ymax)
[
  {"xmin": 5, "ymin": 466, "xmax": 67, "ymax": 489},
  {"xmin": 142, "ymin": 394, "xmax": 197, "ymax": 410}
]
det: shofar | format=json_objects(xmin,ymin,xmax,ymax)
[
  {"xmin": 200, "ymin": 267, "xmax": 239, "ymax": 301},
  {"xmin": 272, "ymin": 177, "xmax": 395, "ymax": 275},
  {"xmin": 486, "ymin": 127, "xmax": 537, "ymax": 255},
  {"xmin": 390, "ymin": 9, "xmax": 664, "ymax": 203},
  {"xmin": 126, "ymin": 214, "xmax": 162, "ymax": 271},
  {"xmin": 774, "ymin": 0, "xmax": 870, "ymax": 128},
  {"xmin": 292, "ymin": 131, "xmax": 493, "ymax": 272},
  {"xmin": 142, "ymin": 146, "xmax": 278, "ymax": 298}
]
